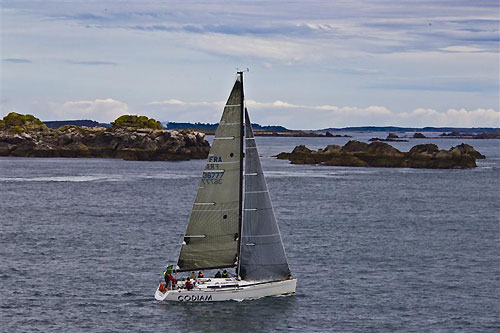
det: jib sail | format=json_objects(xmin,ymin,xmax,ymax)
[{"xmin": 239, "ymin": 109, "xmax": 291, "ymax": 281}]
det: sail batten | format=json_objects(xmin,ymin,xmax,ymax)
[
  {"xmin": 176, "ymin": 77, "xmax": 243, "ymax": 272},
  {"xmin": 239, "ymin": 109, "xmax": 291, "ymax": 281}
]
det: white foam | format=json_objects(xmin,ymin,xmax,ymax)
[
  {"xmin": 264, "ymin": 170, "xmax": 375, "ymax": 179},
  {"xmin": 138, "ymin": 174, "xmax": 197, "ymax": 180},
  {"xmin": 0, "ymin": 173, "xmax": 198, "ymax": 183},
  {"xmin": 0, "ymin": 175, "xmax": 118, "ymax": 182}
]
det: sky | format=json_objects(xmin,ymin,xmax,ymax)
[{"xmin": 1, "ymin": 0, "xmax": 499, "ymax": 129}]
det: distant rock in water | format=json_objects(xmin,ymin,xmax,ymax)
[
  {"xmin": 439, "ymin": 131, "xmax": 500, "ymax": 139},
  {"xmin": 0, "ymin": 113, "xmax": 210, "ymax": 161},
  {"xmin": 276, "ymin": 140, "xmax": 485, "ymax": 169},
  {"xmin": 413, "ymin": 132, "xmax": 427, "ymax": 138},
  {"xmin": 368, "ymin": 137, "xmax": 408, "ymax": 142}
]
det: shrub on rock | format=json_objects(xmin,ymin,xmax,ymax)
[
  {"xmin": 111, "ymin": 115, "xmax": 162, "ymax": 130},
  {"xmin": 0, "ymin": 112, "xmax": 48, "ymax": 133}
]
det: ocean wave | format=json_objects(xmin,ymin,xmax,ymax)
[
  {"xmin": 138, "ymin": 174, "xmax": 197, "ymax": 180},
  {"xmin": 0, "ymin": 173, "xmax": 197, "ymax": 183},
  {"xmin": 264, "ymin": 170, "xmax": 373, "ymax": 178},
  {"xmin": 0, "ymin": 175, "xmax": 120, "ymax": 182}
]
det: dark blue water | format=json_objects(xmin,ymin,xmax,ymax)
[{"xmin": 1, "ymin": 134, "xmax": 499, "ymax": 332}]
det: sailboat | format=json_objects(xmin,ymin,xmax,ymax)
[{"xmin": 155, "ymin": 72, "xmax": 296, "ymax": 302}]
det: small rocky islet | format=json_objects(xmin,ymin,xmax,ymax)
[
  {"xmin": 276, "ymin": 140, "xmax": 485, "ymax": 169},
  {"xmin": 0, "ymin": 113, "xmax": 210, "ymax": 161}
]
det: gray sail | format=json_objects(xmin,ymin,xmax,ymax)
[
  {"xmin": 177, "ymin": 77, "xmax": 243, "ymax": 271},
  {"xmin": 239, "ymin": 109, "xmax": 291, "ymax": 281}
]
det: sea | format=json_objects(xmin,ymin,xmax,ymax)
[{"xmin": 1, "ymin": 133, "xmax": 499, "ymax": 332}]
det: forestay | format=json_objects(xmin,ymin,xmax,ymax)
[
  {"xmin": 177, "ymin": 77, "xmax": 243, "ymax": 271},
  {"xmin": 239, "ymin": 109, "xmax": 291, "ymax": 281}
]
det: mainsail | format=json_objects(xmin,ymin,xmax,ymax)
[
  {"xmin": 239, "ymin": 109, "xmax": 291, "ymax": 281},
  {"xmin": 177, "ymin": 76, "xmax": 243, "ymax": 271}
]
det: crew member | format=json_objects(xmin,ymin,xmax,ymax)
[
  {"xmin": 198, "ymin": 271, "xmax": 204, "ymax": 278},
  {"xmin": 215, "ymin": 271, "xmax": 222, "ymax": 278},
  {"xmin": 221, "ymin": 270, "xmax": 228, "ymax": 278},
  {"xmin": 185, "ymin": 277, "xmax": 193, "ymax": 290},
  {"xmin": 189, "ymin": 271, "xmax": 197, "ymax": 279},
  {"xmin": 164, "ymin": 268, "xmax": 177, "ymax": 290}
]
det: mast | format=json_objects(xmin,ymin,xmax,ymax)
[{"xmin": 236, "ymin": 71, "xmax": 244, "ymax": 278}]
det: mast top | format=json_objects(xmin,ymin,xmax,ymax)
[{"xmin": 236, "ymin": 68, "xmax": 249, "ymax": 74}]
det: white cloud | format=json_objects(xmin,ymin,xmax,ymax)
[
  {"xmin": 149, "ymin": 99, "xmax": 187, "ymax": 106},
  {"xmin": 399, "ymin": 108, "xmax": 500, "ymax": 127},
  {"xmin": 191, "ymin": 33, "xmax": 315, "ymax": 62},
  {"xmin": 145, "ymin": 98, "xmax": 499, "ymax": 128},
  {"xmin": 149, "ymin": 99, "xmax": 224, "ymax": 107},
  {"xmin": 49, "ymin": 98, "xmax": 129, "ymax": 122},
  {"xmin": 440, "ymin": 46, "xmax": 483, "ymax": 53}
]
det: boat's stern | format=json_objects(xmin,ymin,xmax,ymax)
[{"xmin": 155, "ymin": 283, "xmax": 169, "ymax": 301}]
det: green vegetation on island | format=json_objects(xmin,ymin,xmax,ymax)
[
  {"xmin": 0, "ymin": 112, "xmax": 49, "ymax": 133},
  {"xmin": 111, "ymin": 115, "xmax": 163, "ymax": 130}
]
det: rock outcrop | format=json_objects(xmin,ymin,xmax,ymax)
[
  {"xmin": 276, "ymin": 140, "xmax": 485, "ymax": 169},
  {"xmin": 0, "ymin": 113, "xmax": 210, "ymax": 161},
  {"xmin": 369, "ymin": 133, "xmax": 408, "ymax": 142},
  {"xmin": 439, "ymin": 131, "xmax": 500, "ymax": 139}
]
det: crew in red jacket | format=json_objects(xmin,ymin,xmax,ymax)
[
  {"xmin": 185, "ymin": 277, "xmax": 193, "ymax": 290},
  {"xmin": 164, "ymin": 271, "xmax": 177, "ymax": 290}
]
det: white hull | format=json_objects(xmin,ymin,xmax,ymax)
[{"xmin": 155, "ymin": 278, "xmax": 297, "ymax": 302}]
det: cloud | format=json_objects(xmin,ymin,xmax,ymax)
[
  {"xmin": 3, "ymin": 1, "xmax": 498, "ymax": 63},
  {"xmin": 367, "ymin": 76, "xmax": 499, "ymax": 92},
  {"xmin": 47, "ymin": 98, "xmax": 129, "ymax": 122},
  {"xmin": 146, "ymin": 98, "xmax": 498, "ymax": 128},
  {"xmin": 149, "ymin": 99, "xmax": 223, "ymax": 107},
  {"xmin": 4, "ymin": 1, "xmax": 499, "ymax": 56},
  {"xmin": 400, "ymin": 108, "xmax": 500, "ymax": 127},
  {"xmin": 245, "ymin": 99, "xmax": 392, "ymax": 115},
  {"xmin": 440, "ymin": 46, "xmax": 483, "ymax": 52},
  {"xmin": 3, "ymin": 58, "xmax": 32, "ymax": 63},
  {"xmin": 191, "ymin": 34, "xmax": 315, "ymax": 62},
  {"xmin": 130, "ymin": 23, "xmax": 315, "ymax": 36},
  {"xmin": 68, "ymin": 60, "xmax": 118, "ymax": 66},
  {"xmin": 146, "ymin": 99, "xmax": 225, "ymax": 123}
]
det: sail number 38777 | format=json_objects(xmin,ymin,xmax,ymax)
[{"xmin": 202, "ymin": 170, "xmax": 225, "ymax": 184}]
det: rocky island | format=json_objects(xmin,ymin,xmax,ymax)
[
  {"xmin": 439, "ymin": 131, "xmax": 500, "ymax": 139},
  {"xmin": 369, "ymin": 132, "xmax": 409, "ymax": 142},
  {"xmin": 0, "ymin": 113, "xmax": 210, "ymax": 161},
  {"xmin": 276, "ymin": 140, "xmax": 485, "ymax": 169}
]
